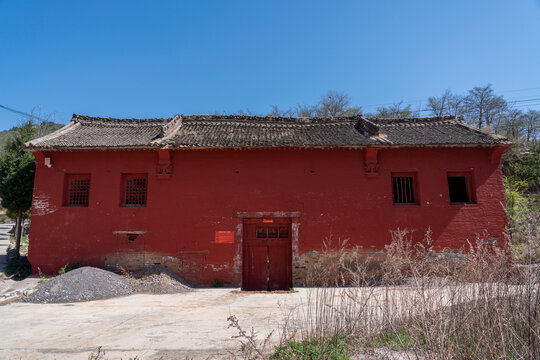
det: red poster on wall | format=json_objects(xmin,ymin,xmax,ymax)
[{"xmin": 215, "ymin": 230, "xmax": 235, "ymax": 244}]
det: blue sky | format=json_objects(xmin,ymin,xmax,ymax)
[{"xmin": 0, "ymin": 0, "xmax": 539, "ymax": 130}]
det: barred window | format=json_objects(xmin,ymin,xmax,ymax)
[
  {"xmin": 121, "ymin": 174, "xmax": 147, "ymax": 207},
  {"xmin": 392, "ymin": 173, "xmax": 418, "ymax": 205},
  {"xmin": 64, "ymin": 174, "xmax": 90, "ymax": 207},
  {"xmin": 256, "ymin": 227, "xmax": 289, "ymax": 239}
]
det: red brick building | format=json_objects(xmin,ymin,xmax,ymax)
[{"xmin": 25, "ymin": 114, "xmax": 509, "ymax": 290}]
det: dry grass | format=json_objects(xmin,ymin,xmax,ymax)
[{"xmin": 228, "ymin": 226, "xmax": 540, "ymax": 359}]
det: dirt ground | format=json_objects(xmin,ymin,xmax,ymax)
[
  {"xmin": 0, "ymin": 278, "xmax": 513, "ymax": 359},
  {"xmin": 0, "ymin": 276, "xmax": 41, "ymax": 300},
  {"xmin": 0, "ymin": 286, "xmax": 303, "ymax": 360}
]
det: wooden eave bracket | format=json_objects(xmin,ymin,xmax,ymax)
[
  {"xmin": 364, "ymin": 148, "xmax": 379, "ymax": 177},
  {"xmin": 157, "ymin": 149, "xmax": 172, "ymax": 179}
]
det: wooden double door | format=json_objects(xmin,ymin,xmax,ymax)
[{"xmin": 242, "ymin": 218, "xmax": 292, "ymax": 291}]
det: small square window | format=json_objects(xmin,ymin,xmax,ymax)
[
  {"xmin": 392, "ymin": 173, "xmax": 418, "ymax": 205},
  {"xmin": 447, "ymin": 172, "xmax": 475, "ymax": 204},
  {"xmin": 64, "ymin": 174, "xmax": 90, "ymax": 207},
  {"xmin": 121, "ymin": 174, "xmax": 147, "ymax": 207}
]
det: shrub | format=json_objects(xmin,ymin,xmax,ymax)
[
  {"xmin": 58, "ymin": 262, "xmax": 82, "ymax": 275},
  {"xmin": 503, "ymin": 176, "xmax": 540, "ymax": 264},
  {"xmin": 213, "ymin": 279, "xmax": 224, "ymax": 287},
  {"xmin": 271, "ymin": 335, "xmax": 350, "ymax": 360},
  {"xmin": 3, "ymin": 256, "xmax": 31, "ymax": 279},
  {"xmin": 505, "ymin": 142, "xmax": 540, "ymax": 193},
  {"xmin": 362, "ymin": 327, "xmax": 418, "ymax": 351}
]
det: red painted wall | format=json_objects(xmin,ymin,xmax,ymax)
[{"xmin": 28, "ymin": 147, "xmax": 508, "ymax": 285}]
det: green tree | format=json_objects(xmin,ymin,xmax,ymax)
[{"xmin": 0, "ymin": 118, "xmax": 36, "ymax": 259}]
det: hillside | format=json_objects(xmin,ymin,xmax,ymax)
[{"xmin": 0, "ymin": 122, "xmax": 64, "ymax": 152}]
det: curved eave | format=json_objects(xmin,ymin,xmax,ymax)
[
  {"xmin": 160, "ymin": 138, "xmax": 510, "ymax": 150},
  {"xmin": 23, "ymin": 121, "xmax": 78, "ymax": 150},
  {"xmin": 25, "ymin": 143, "xmax": 509, "ymax": 153},
  {"xmin": 23, "ymin": 145, "xmax": 162, "ymax": 152},
  {"xmin": 366, "ymin": 142, "xmax": 511, "ymax": 149}
]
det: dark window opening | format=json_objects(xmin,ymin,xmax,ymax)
[
  {"xmin": 448, "ymin": 175, "xmax": 472, "ymax": 203},
  {"xmin": 121, "ymin": 174, "xmax": 147, "ymax": 207},
  {"xmin": 267, "ymin": 227, "xmax": 278, "ymax": 238},
  {"xmin": 392, "ymin": 174, "xmax": 417, "ymax": 204},
  {"xmin": 127, "ymin": 234, "xmax": 138, "ymax": 241},
  {"xmin": 256, "ymin": 227, "xmax": 266, "ymax": 238},
  {"xmin": 256, "ymin": 226, "xmax": 289, "ymax": 239},
  {"xmin": 64, "ymin": 174, "xmax": 90, "ymax": 207}
]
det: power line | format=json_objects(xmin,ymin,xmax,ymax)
[
  {"xmin": 502, "ymin": 95, "xmax": 540, "ymax": 101},
  {"xmin": 362, "ymin": 95, "xmax": 540, "ymax": 112},
  {"xmin": 498, "ymin": 87, "xmax": 540, "ymax": 94},
  {"xmin": 0, "ymin": 104, "xmax": 32, "ymax": 117},
  {"xmin": 360, "ymin": 86, "xmax": 540, "ymax": 110},
  {"xmin": 508, "ymin": 97, "xmax": 540, "ymax": 103},
  {"xmin": 402, "ymin": 100, "xmax": 540, "ymax": 116},
  {"xmin": 0, "ymin": 104, "xmax": 52, "ymax": 123},
  {"xmin": 512, "ymin": 102, "xmax": 540, "ymax": 109}
]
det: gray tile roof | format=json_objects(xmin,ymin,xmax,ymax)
[
  {"xmin": 157, "ymin": 115, "xmax": 379, "ymax": 148},
  {"xmin": 24, "ymin": 114, "xmax": 509, "ymax": 151},
  {"xmin": 374, "ymin": 117, "xmax": 507, "ymax": 146}
]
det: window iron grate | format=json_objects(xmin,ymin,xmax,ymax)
[
  {"xmin": 392, "ymin": 175, "xmax": 416, "ymax": 204},
  {"xmin": 68, "ymin": 178, "xmax": 90, "ymax": 206},
  {"xmin": 124, "ymin": 177, "xmax": 147, "ymax": 206}
]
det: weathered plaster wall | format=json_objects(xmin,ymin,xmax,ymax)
[{"xmin": 28, "ymin": 147, "xmax": 507, "ymax": 285}]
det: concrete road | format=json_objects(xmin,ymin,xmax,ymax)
[
  {"xmin": 0, "ymin": 223, "xmax": 14, "ymax": 273},
  {"xmin": 0, "ymin": 289, "xmax": 303, "ymax": 360}
]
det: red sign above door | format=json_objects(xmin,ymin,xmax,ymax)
[{"xmin": 215, "ymin": 230, "xmax": 235, "ymax": 244}]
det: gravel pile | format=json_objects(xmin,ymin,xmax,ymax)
[
  {"xmin": 22, "ymin": 267, "xmax": 133, "ymax": 303},
  {"xmin": 129, "ymin": 265, "xmax": 192, "ymax": 294},
  {"xmin": 20, "ymin": 265, "xmax": 192, "ymax": 304}
]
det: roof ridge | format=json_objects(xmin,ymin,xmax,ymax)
[
  {"xmin": 455, "ymin": 121, "xmax": 509, "ymax": 142},
  {"xmin": 70, "ymin": 114, "xmax": 467, "ymax": 126},
  {"xmin": 181, "ymin": 120, "xmax": 358, "ymax": 127},
  {"xmin": 178, "ymin": 114, "xmax": 362, "ymax": 124},
  {"xmin": 73, "ymin": 114, "xmax": 171, "ymax": 125},
  {"xmin": 153, "ymin": 115, "xmax": 184, "ymax": 145},
  {"xmin": 373, "ymin": 116, "xmax": 467, "ymax": 128},
  {"xmin": 380, "ymin": 115, "xmax": 460, "ymax": 121}
]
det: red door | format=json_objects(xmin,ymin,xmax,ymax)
[{"xmin": 243, "ymin": 218, "xmax": 292, "ymax": 291}]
